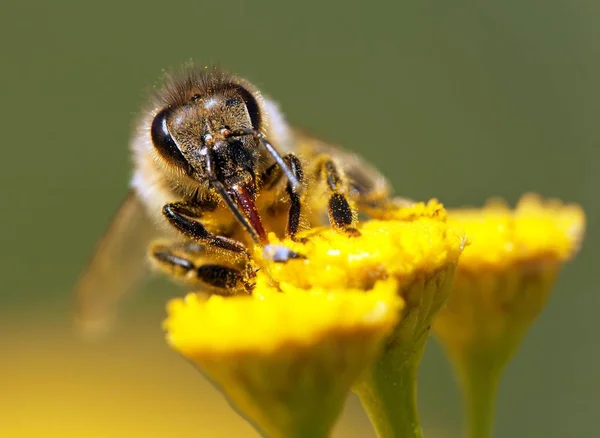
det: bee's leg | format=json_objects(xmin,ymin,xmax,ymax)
[
  {"xmin": 162, "ymin": 201, "xmax": 249, "ymax": 259},
  {"xmin": 314, "ymin": 157, "xmax": 360, "ymax": 236},
  {"xmin": 149, "ymin": 241, "xmax": 255, "ymax": 294},
  {"xmin": 261, "ymin": 153, "xmax": 305, "ymax": 240}
]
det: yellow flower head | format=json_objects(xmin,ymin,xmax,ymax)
[
  {"xmin": 164, "ymin": 200, "xmax": 465, "ymax": 438},
  {"xmin": 166, "ymin": 280, "xmax": 400, "ymax": 438},
  {"xmin": 448, "ymin": 193, "xmax": 584, "ymax": 273},
  {"xmin": 434, "ymin": 193, "xmax": 586, "ymax": 366},
  {"xmin": 260, "ymin": 200, "xmax": 465, "ymax": 366},
  {"xmin": 262, "ymin": 199, "xmax": 462, "ymax": 290}
]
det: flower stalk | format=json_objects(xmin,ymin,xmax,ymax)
[
  {"xmin": 354, "ymin": 267, "xmax": 459, "ymax": 438},
  {"xmin": 354, "ymin": 332, "xmax": 425, "ymax": 438},
  {"xmin": 348, "ymin": 200, "xmax": 465, "ymax": 438},
  {"xmin": 452, "ymin": 347, "xmax": 502, "ymax": 438}
]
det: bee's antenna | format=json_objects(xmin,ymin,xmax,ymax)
[
  {"xmin": 204, "ymin": 148, "xmax": 261, "ymax": 244},
  {"xmin": 225, "ymin": 128, "xmax": 302, "ymax": 193}
]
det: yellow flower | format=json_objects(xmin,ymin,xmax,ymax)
[
  {"xmin": 433, "ymin": 194, "xmax": 586, "ymax": 438},
  {"xmin": 261, "ymin": 199, "xmax": 462, "ymax": 291},
  {"xmin": 164, "ymin": 200, "xmax": 465, "ymax": 438},
  {"xmin": 165, "ymin": 279, "xmax": 401, "ymax": 438}
]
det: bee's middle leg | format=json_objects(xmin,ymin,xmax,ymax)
[
  {"xmin": 261, "ymin": 153, "xmax": 305, "ymax": 240},
  {"xmin": 162, "ymin": 201, "xmax": 249, "ymax": 258},
  {"xmin": 149, "ymin": 241, "xmax": 255, "ymax": 294},
  {"xmin": 314, "ymin": 156, "xmax": 360, "ymax": 236}
]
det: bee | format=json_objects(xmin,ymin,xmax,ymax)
[{"xmin": 75, "ymin": 65, "xmax": 398, "ymax": 333}]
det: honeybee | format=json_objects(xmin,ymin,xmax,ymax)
[{"xmin": 75, "ymin": 65, "xmax": 398, "ymax": 333}]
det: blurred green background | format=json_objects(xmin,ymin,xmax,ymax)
[{"xmin": 1, "ymin": 1, "xmax": 598, "ymax": 437}]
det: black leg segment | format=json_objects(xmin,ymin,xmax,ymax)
[
  {"xmin": 329, "ymin": 193, "xmax": 354, "ymax": 227},
  {"xmin": 284, "ymin": 154, "xmax": 304, "ymax": 239},
  {"xmin": 259, "ymin": 153, "xmax": 306, "ymax": 240},
  {"xmin": 315, "ymin": 157, "xmax": 360, "ymax": 235},
  {"xmin": 149, "ymin": 242, "xmax": 254, "ymax": 294},
  {"xmin": 162, "ymin": 201, "xmax": 249, "ymax": 257}
]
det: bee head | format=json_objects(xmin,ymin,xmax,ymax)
[
  {"xmin": 149, "ymin": 75, "xmax": 264, "ymax": 188},
  {"xmin": 140, "ymin": 66, "xmax": 300, "ymax": 244}
]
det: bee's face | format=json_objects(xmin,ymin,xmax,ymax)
[{"xmin": 150, "ymin": 83, "xmax": 263, "ymax": 187}]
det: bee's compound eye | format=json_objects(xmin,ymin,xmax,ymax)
[
  {"xmin": 228, "ymin": 85, "xmax": 262, "ymax": 130},
  {"xmin": 150, "ymin": 109, "xmax": 190, "ymax": 172}
]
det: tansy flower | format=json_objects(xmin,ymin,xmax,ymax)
[
  {"xmin": 165, "ymin": 279, "xmax": 401, "ymax": 438},
  {"xmin": 433, "ymin": 194, "xmax": 586, "ymax": 438},
  {"xmin": 164, "ymin": 200, "xmax": 465, "ymax": 438}
]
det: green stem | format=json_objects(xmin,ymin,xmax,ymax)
[
  {"xmin": 354, "ymin": 344, "xmax": 424, "ymax": 438},
  {"xmin": 454, "ymin": 350, "xmax": 504, "ymax": 438}
]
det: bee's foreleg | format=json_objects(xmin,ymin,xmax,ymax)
[
  {"xmin": 261, "ymin": 153, "xmax": 305, "ymax": 240},
  {"xmin": 149, "ymin": 242, "xmax": 254, "ymax": 294},
  {"xmin": 162, "ymin": 201, "xmax": 249, "ymax": 258},
  {"xmin": 314, "ymin": 156, "xmax": 360, "ymax": 236}
]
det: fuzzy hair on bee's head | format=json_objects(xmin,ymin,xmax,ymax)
[{"xmin": 149, "ymin": 64, "xmax": 266, "ymax": 133}]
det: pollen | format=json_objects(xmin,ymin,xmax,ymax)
[{"xmin": 259, "ymin": 200, "xmax": 465, "ymax": 293}]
